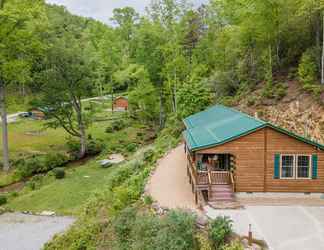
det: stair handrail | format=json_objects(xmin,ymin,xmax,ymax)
[
  {"xmin": 230, "ymin": 172, "xmax": 235, "ymax": 192},
  {"xmin": 208, "ymin": 169, "xmax": 212, "ymax": 200}
]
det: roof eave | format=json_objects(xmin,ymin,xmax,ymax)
[{"xmin": 186, "ymin": 123, "xmax": 324, "ymax": 152}]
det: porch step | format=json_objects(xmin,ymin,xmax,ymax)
[
  {"xmin": 211, "ymin": 185, "xmax": 232, "ymax": 191},
  {"xmin": 209, "ymin": 184, "xmax": 235, "ymax": 202}
]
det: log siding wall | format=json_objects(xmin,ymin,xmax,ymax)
[{"xmin": 196, "ymin": 127, "xmax": 324, "ymax": 193}]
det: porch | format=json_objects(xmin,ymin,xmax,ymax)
[{"xmin": 186, "ymin": 149, "xmax": 236, "ymax": 204}]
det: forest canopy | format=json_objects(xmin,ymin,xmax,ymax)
[{"xmin": 0, "ymin": 0, "xmax": 324, "ymax": 169}]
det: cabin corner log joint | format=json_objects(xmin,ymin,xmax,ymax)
[{"xmin": 183, "ymin": 105, "xmax": 324, "ymax": 205}]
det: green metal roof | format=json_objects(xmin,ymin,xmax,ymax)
[{"xmin": 183, "ymin": 105, "xmax": 324, "ymax": 151}]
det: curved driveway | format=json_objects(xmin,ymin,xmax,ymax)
[
  {"xmin": 0, "ymin": 213, "xmax": 75, "ymax": 250},
  {"xmin": 146, "ymin": 144, "xmax": 196, "ymax": 210}
]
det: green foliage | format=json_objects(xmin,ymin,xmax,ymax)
[
  {"xmin": 15, "ymin": 152, "xmax": 69, "ymax": 179},
  {"xmin": 0, "ymin": 195, "xmax": 7, "ymax": 206},
  {"xmin": 113, "ymin": 206, "xmax": 137, "ymax": 247},
  {"xmin": 208, "ymin": 216, "xmax": 233, "ymax": 249},
  {"xmin": 128, "ymin": 80, "xmax": 159, "ymax": 124},
  {"xmin": 143, "ymin": 195, "xmax": 154, "ymax": 205},
  {"xmin": 298, "ymin": 49, "xmax": 318, "ymax": 88},
  {"xmin": 111, "ymin": 120, "xmax": 127, "ymax": 131},
  {"xmin": 222, "ymin": 241, "xmax": 244, "ymax": 250},
  {"xmin": 196, "ymin": 233, "xmax": 213, "ymax": 250},
  {"xmin": 52, "ymin": 168, "xmax": 65, "ymax": 179},
  {"xmin": 113, "ymin": 209, "xmax": 198, "ymax": 250},
  {"xmin": 177, "ymin": 80, "xmax": 211, "ymax": 118},
  {"xmin": 66, "ymin": 137, "xmax": 104, "ymax": 159},
  {"xmin": 261, "ymin": 82, "xmax": 288, "ymax": 101},
  {"xmin": 126, "ymin": 143, "xmax": 137, "ymax": 153}
]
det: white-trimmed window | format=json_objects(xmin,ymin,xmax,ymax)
[
  {"xmin": 279, "ymin": 154, "xmax": 312, "ymax": 179},
  {"xmin": 296, "ymin": 155, "xmax": 311, "ymax": 179},
  {"xmin": 280, "ymin": 155, "xmax": 295, "ymax": 179}
]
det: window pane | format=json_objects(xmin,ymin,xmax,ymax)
[
  {"xmin": 281, "ymin": 155, "xmax": 294, "ymax": 178},
  {"xmin": 297, "ymin": 156, "xmax": 310, "ymax": 178},
  {"xmin": 282, "ymin": 167, "xmax": 294, "ymax": 178}
]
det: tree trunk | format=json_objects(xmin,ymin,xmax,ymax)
[
  {"xmin": 0, "ymin": 82, "xmax": 10, "ymax": 171},
  {"xmin": 111, "ymin": 87, "xmax": 114, "ymax": 113},
  {"xmin": 159, "ymin": 87, "xmax": 165, "ymax": 129},
  {"xmin": 322, "ymin": 12, "xmax": 324, "ymax": 85},
  {"xmin": 74, "ymin": 99, "xmax": 86, "ymax": 159},
  {"xmin": 79, "ymin": 123, "xmax": 86, "ymax": 159}
]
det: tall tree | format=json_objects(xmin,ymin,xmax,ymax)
[
  {"xmin": 0, "ymin": 0, "xmax": 45, "ymax": 171},
  {"xmin": 39, "ymin": 36, "xmax": 93, "ymax": 159}
]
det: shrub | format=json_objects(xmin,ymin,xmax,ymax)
[
  {"xmin": 105, "ymin": 125, "xmax": 113, "ymax": 133},
  {"xmin": 126, "ymin": 143, "xmax": 137, "ymax": 153},
  {"xmin": 0, "ymin": 195, "xmax": 7, "ymax": 206},
  {"xmin": 87, "ymin": 139, "xmax": 104, "ymax": 156},
  {"xmin": 43, "ymin": 153, "xmax": 69, "ymax": 172},
  {"xmin": 15, "ymin": 153, "xmax": 69, "ymax": 179},
  {"xmin": 66, "ymin": 137, "xmax": 104, "ymax": 158},
  {"xmin": 113, "ymin": 206, "xmax": 137, "ymax": 246},
  {"xmin": 15, "ymin": 157, "xmax": 40, "ymax": 178},
  {"xmin": 208, "ymin": 216, "xmax": 233, "ymax": 249},
  {"xmin": 246, "ymin": 96, "xmax": 256, "ymax": 107},
  {"xmin": 114, "ymin": 210, "xmax": 198, "ymax": 250},
  {"xmin": 157, "ymin": 210, "xmax": 198, "ymax": 250},
  {"xmin": 111, "ymin": 120, "xmax": 126, "ymax": 131},
  {"xmin": 261, "ymin": 82, "xmax": 287, "ymax": 100},
  {"xmin": 143, "ymin": 195, "xmax": 153, "ymax": 205},
  {"xmin": 28, "ymin": 181, "xmax": 36, "ymax": 190},
  {"xmin": 143, "ymin": 149, "xmax": 155, "ymax": 162},
  {"xmin": 222, "ymin": 241, "xmax": 244, "ymax": 250},
  {"xmin": 53, "ymin": 168, "xmax": 65, "ymax": 179},
  {"xmin": 197, "ymin": 233, "xmax": 213, "ymax": 250}
]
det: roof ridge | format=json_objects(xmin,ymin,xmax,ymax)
[{"xmin": 216, "ymin": 104, "xmax": 266, "ymax": 124}]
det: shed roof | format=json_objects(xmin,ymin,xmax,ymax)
[{"xmin": 183, "ymin": 105, "xmax": 324, "ymax": 151}]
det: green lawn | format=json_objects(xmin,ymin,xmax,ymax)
[
  {"xmin": 6, "ymin": 159, "xmax": 118, "ymax": 215},
  {"xmin": 0, "ymin": 119, "xmax": 68, "ymax": 160},
  {"xmin": 0, "ymin": 110, "xmax": 152, "ymax": 214}
]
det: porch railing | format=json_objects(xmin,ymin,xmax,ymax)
[
  {"xmin": 188, "ymin": 154, "xmax": 235, "ymax": 188},
  {"xmin": 209, "ymin": 171, "xmax": 230, "ymax": 184}
]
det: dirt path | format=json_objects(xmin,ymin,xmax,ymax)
[{"xmin": 146, "ymin": 144, "xmax": 196, "ymax": 210}]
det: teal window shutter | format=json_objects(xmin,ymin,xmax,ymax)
[
  {"xmin": 274, "ymin": 154, "xmax": 280, "ymax": 179},
  {"xmin": 312, "ymin": 155, "xmax": 318, "ymax": 179}
]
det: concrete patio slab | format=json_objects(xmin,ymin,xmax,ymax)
[{"xmin": 205, "ymin": 205, "xmax": 324, "ymax": 250}]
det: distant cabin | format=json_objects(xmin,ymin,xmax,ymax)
[
  {"xmin": 113, "ymin": 96, "xmax": 128, "ymax": 111},
  {"xmin": 183, "ymin": 105, "xmax": 324, "ymax": 204}
]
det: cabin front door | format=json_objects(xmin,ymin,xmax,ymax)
[{"xmin": 212, "ymin": 154, "xmax": 231, "ymax": 171}]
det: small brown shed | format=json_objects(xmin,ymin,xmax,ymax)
[
  {"xmin": 113, "ymin": 96, "xmax": 128, "ymax": 111},
  {"xmin": 183, "ymin": 105, "xmax": 324, "ymax": 204}
]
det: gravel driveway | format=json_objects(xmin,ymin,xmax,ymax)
[
  {"xmin": 146, "ymin": 144, "xmax": 196, "ymax": 210},
  {"xmin": 205, "ymin": 205, "xmax": 324, "ymax": 250},
  {"xmin": 0, "ymin": 213, "xmax": 75, "ymax": 250}
]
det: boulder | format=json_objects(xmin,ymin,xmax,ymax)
[
  {"xmin": 39, "ymin": 211, "xmax": 56, "ymax": 216},
  {"xmin": 196, "ymin": 214, "xmax": 209, "ymax": 228}
]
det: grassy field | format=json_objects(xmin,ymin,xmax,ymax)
[
  {"xmin": 6, "ymin": 160, "xmax": 118, "ymax": 215},
  {"xmin": 0, "ymin": 101, "xmax": 152, "ymax": 184},
  {"xmin": 0, "ymin": 106, "xmax": 155, "ymax": 214}
]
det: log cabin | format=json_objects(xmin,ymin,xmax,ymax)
[{"xmin": 183, "ymin": 105, "xmax": 324, "ymax": 204}]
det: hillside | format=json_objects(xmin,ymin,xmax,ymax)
[{"xmin": 237, "ymin": 80, "xmax": 324, "ymax": 145}]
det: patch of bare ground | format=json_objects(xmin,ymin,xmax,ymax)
[{"xmin": 238, "ymin": 80, "xmax": 324, "ymax": 144}]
